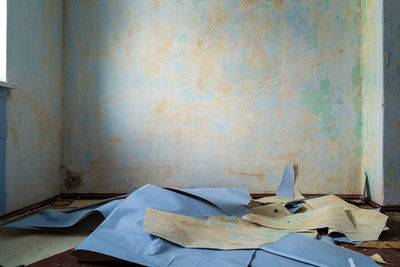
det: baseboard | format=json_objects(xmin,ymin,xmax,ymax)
[
  {"xmin": 0, "ymin": 194, "xmax": 63, "ymax": 224},
  {"xmin": 59, "ymin": 192, "xmax": 126, "ymax": 200},
  {"xmin": 250, "ymin": 193, "xmax": 363, "ymax": 201},
  {"xmin": 1, "ymin": 192, "xmax": 399, "ymax": 223},
  {"xmin": 365, "ymin": 198, "xmax": 400, "ymax": 212}
]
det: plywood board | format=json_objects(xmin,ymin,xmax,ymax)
[
  {"xmin": 143, "ymin": 208, "xmax": 316, "ymax": 250},
  {"xmin": 0, "ymin": 228, "xmax": 88, "ymax": 267},
  {"xmin": 243, "ymin": 206, "xmax": 356, "ymax": 233},
  {"xmin": 305, "ymin": 195, "xmax": 388, "ymax": 241}
]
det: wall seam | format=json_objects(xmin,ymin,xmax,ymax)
[{"xmin": 60, "ymin": 0, "xmax": 66, "ymax": 193}]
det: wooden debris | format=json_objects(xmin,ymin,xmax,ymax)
[{"xmin": 370, "ymin": 253, "xmax": 387, "ymax": 264}]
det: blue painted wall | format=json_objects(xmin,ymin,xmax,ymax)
[
  {"xmin": 4, "ymin": 0, "xmax": 396, "ymax": 210},
  {"xmin": 383, "ymin": 0, "xmax": 400, "ymax": 205},
  {"xmin": 63, "ymin": 0, "xmax": 363, "ymax": 194},
  {"xmin": 0, "ymin": 87, "xmax": 7, "ymax": 214},
  {"xmin": 6, "ymin": 0, "xmax": 63, "ymax": 212}
]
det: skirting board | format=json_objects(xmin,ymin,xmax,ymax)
[{"xmin": 0, "ymin": 192, "xmax": 399, "ymax": 224}]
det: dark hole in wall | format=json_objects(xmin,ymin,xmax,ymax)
[{"xmin": 64, "ymin": 169, "xmax": 82, "ymax": 190}]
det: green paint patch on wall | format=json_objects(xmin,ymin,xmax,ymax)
[
  {"xmin": 301, "ymin": 77, "xmax": 340, "ymax": 137},
  {"xmin": 180, "ymin": 87, "xmax": 215, "ymax": 102},
  {"xmin": 395, "ymin": 66, "xmax": 400, "ymax": 76},
  {"xmin": 351, "ymin": 59, "xmax": 362, "ymax": 141},
  {"xmin": 183, "ymin": 88, "xmax": 195, "ymax": 101},
  {"xmin": 315, "ymin": 0, "xmax": 329, "ymax": 12},
  {"xmin": 312, "ymin": 21, "xmax": 319, "ymax": 48},
  {"xmin": 351, "ymin": 59, "xmax": 362, "ymax": 159},
  {"xmin": 261, "ymin": 0, "xmax": 272, "ymax": 11},
  {"xmin": 351, "ymin": 60, "xmax": 361, "ymax": 91}
]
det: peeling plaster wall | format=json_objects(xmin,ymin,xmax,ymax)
[
  {"xmin": 360, "ymin": 0, "xmax": 384, "ymax": 204},
  {"xmin": 63, "ymin": 0, "xmax": 363, "ymax": 194},
  {"xmin": 383, "ymin": 0, "xmax": 400, "ymax": 205},
  {"xmin": 6, "ymin": 0, "xmax": 63, "ymax": 211}
]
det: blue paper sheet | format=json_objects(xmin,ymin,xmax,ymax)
[
  {"xmin": 285, "ymin": 202, "xmax": 303, "ymax": 213},
  {"xmin": 73, "ymin": 185, "xmax": 256, "ymax": 267},
  {"xmin": 276, "ymin": 163, "xmax": 295, "ymax": 198},
  {"xmin": 251, "ymin": 250, "xmax": 315, "ymax": 267},
  {"xmin": 3, "ymin": 199, "xmax": 122, "ymax": 233},
  {"xmin": 167, "ymin": 187, "xmax": 251, "ymax": 216},
  {"xmin": 317, "ymin": 235, "xmax": 336, "ymax": 245},
  {"xmin": 259, "ymin": 233, "xmax": 379, "ymax": 267},
  {"xmin": 328, "ymin": 233, "xmax": 363, "ymax": 245}
]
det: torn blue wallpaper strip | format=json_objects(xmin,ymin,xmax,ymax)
[
  {"xmin": 328, "ymin": 233, "xmax": 363, "ymax": 245},
  {"xmin": 276, "ymin": 163, "xmax": 295, "ymax": 198},
  {"xmin": 317, "ymin": 235, "xmax": 336, "ymax": 245},
  {"xmin": 259, "ymin": 233, "xmax": 379, "ymax": 267},
  {"xmin": 73, "ymin": 184, "xmax": 257, "ymax": 267},
  {"xmin": 2, "ymin": 199, "xmax": 122, "ymax": 233},
  {"xmin": 285, "ymin": 202, "xmax": 303, "ymax": 213},
  {"xmin": 251, "ymin": 250, "xmax": 316, "ymax": 267},
  {"xmin": 167, "ymin": 187, "xmax": 251, "ymax": 216}
]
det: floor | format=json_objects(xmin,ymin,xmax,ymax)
[{"xmin": 1, "ymin": 199, "xmax": 399, "ymax": 266}]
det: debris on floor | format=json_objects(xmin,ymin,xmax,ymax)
[
  {"xmin": 370, "ymin": 253, "xmax": 387, "ymax": 264},
  {"xmin": 355, "ymin": 240, "xmax": 400, "ymax": 249},
  {"xmin": 0, "ymin": 163, "xmax": 397, "ymax": 266},
  {"xmin": 2, "ymin": 198, "xmax": 123, "ymax": 233}
]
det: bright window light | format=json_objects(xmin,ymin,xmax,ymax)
[{"xmin": 0, "ymin": 0, "xmax": 6, "ymax": 81}]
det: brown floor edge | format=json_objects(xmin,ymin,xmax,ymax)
[
  {"xmin": 366, "ymin": 198, "xmax": 400, "ymax": 212},
  {"xmin": 0, "ymin": 194, "xmax": 62, "ymax": 223},
  {"xmin": 1, "ymin": 192, "xmax": 399, "ymax": 222}
]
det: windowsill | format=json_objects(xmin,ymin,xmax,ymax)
[{"xmin": 0, "ymin": 81, "xmax": 15, "ymax": 89}]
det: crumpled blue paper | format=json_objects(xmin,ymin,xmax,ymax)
[
  {"xmin": 259, "ymin": 233, "xmax": 379, "ymax": 267},
  {"xmin": 3, "ymin": 199, "xmax": 122, "ymax": 233},
  {"xmin": 167, "ymin": 187, "xmax": 251, "ymax": 216},
  {"xmin": 73, "ymin": 184, "xmax": 256, "ymax": 266},
  {"xmin": 276, "ymin": 163, "xmax": 295, "ymax": 198}
]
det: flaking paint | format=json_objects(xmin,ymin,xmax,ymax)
[
  {"xmin": 360, "ymin": 0, "xmax": 384, "ymax": 204},
  {"xmin": 63, "ymin": 0, "xmax": 363, "ymax": 194}
]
